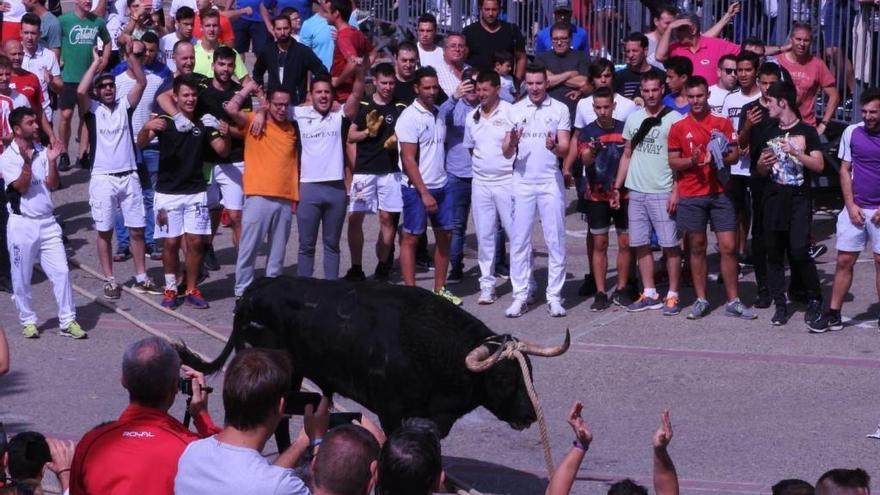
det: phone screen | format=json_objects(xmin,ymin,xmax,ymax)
[{"xmin": 283, "ymin": 391, "xmax": 322, "ymax": 416}]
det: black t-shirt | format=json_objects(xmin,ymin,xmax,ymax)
[
  {"xmin": 155, "ymin": 113, "xmax": 221, "ymax": 194},
  {"xmin": 742, "ymin": 99, "xmax": 775, "ymax": 174},
  {"xmin": 196, "ymin": 78, "xmax": 251, "ymax": 163},
  {"xmin": 392, "ymin": 77, "xmax": 448, "ymax": 106},
  {"xmin": 613, "ymin": 66, "xmax": 667, "ymax": 100},
  {"xmin": 352, "ymin": 98, "xmax": 407, "ymax": 175},
  {"xmin": 752, "ymin": 120, "xmax": 821, "ymax": 192},
  {"xmin": 536, "ymin": 50, "xmax": 590, "ymax": 119},
  {"xmin": 463, "ymin": 21, "xmax": 526, "ymax": 72}
]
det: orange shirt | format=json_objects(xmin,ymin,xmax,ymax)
[
  {"xmin": 194, "ymin": 13, "xmax": 234, "ymax": 45},
  {"xmin": 243, "ymin": 112, "xmax": 299, "ymax": 201}
]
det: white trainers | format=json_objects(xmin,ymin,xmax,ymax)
[
  {"xmin": 548, "ymin": 300, "xmax": 566, "ymax": 317},
  {"xmin": 505, "ymin": 298, "xmax": 527, "ymax": 318},
  {"xmin": 478, "ymin": 287, "xmax": 497, "ymax": 305}
]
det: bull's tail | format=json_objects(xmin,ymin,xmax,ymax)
[{"xmin": 174, "ymin": 297, "xmax": 253, "ymax": 374}]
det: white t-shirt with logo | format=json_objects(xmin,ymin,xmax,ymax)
[
  {"xmin": 22, "ymin": 46, "xmax": 61, "ymax": 121},
  {"xmin": 708, "ymin": 84, "xmax": 733, "ymax": 116},
  {"xmin": 0, "ymin": 141, "xmax": 54, "ymax": 217},
  {"xmin": 292, "ymin": 105, "xmax": 345, "ymax": 183},
  {"xmin": 174, "ymin": 436, "xmax": 309, "ymax": 495},
  {"xmin": 721, "ymin": 88, "xmax": 761, "ymax": 176},
  {"xmin": 89, "ymin": 97, "xmax": 137, "ymax": 175},
  {"xmin": 574, "ymin": 93, "xmax": 638, "ymax": 129},
  {"xmin": 396, "ymin": 99, "xmax": 447, "ymax": 190},
  {"xmin": 508, "ymin": 96, "xmax": 571, "ymax": 184},
  {"xmin": 463, "ymin": 100, "xmax": 514, "ymax": 184},
  {"xmin": 159, "ymin": 33, "xmax": 194, "ymax": 73}
]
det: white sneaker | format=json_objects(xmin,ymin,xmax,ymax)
[
  {"xmin": 478, "ymin": 287, "xmax": 497, "ymax": 305},
  {"xmin": 867, "ymin": 425, "xmax": 880, "ymax": 439},
  {"xmin": 505, "ymin": 298, "xmax": 527, "ymax": 318},
  {"xmin": 548, "ymin": 300, "xmax": 566, "ymax": 317}
]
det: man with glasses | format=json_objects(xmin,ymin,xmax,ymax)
[
  {"xmin": 534, "ymin": 0, "xmax": 588, "ymax": 54},
  {"xmin": 708, "ymin": 54, "xmax": 738, "ymax": 115},
  {"xmin": 434, "ymin": 33, "xmax": 469, "ymax": 101},
  {"xmin": 77, "ymin": 45, "xmax": 161, "ymax": 299},
  {"xmin": 535, "ymin": 21, "xmax": 589, "ymax": 119}
]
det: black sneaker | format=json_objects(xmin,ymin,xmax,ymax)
[
  {"xmin": 343, "ymin": 266, "xmax": 366, "ymax": 282},
  {"xmin": 77, "ymin": 154, "xmax": 91, "ymax": 170},
  {"xmin": 577, "ymin": 274, "xmax": 597, "ymax": 297},
  {"xmin": 591, "ymin": 292, "xmax": 610, "ymax": 312},
  {"xmin": 771, "ymin": 304, "xmax": 788, "ymax": 326},
  {"xmin": 788, "ymin": 289, "xmax": 809, "ymax": 304},
  {"xmin": 808, "ymin": 243, "xmax": 827, "ymax": 260},
  {"xmin": 754, "ymin": 288, "xmax": 772, "ymax": 309},
  {"xmin": 373, "ymin": 261, "xmax": 391, "ymax": 281},
  {"xmin": 805, "ymin": 299, "xmax": 827, "ymax": 331},
  {"xmin": 825, "ymin": 310, "xmax": 843, "ymax": 331},
  {"xmin": 610, "ymin": 288, "xmax": 633, "ymax": 307},
  {"xmin": 203, "ymin": 245, "xmax": 220, "ymax": 271},
  {"xmin": 494, "ymin": 263, "xmax": 510, "ymax": 279},
  {"xmin": 447, "ymin": 264, "xmax": 463, "ymax": 284},
  {"xmin": 416, "ymin": 257, "xmax": 434, "ymax": 271},
  {"xmin": 57, "ymin": 152, "xmax": 71, "ymax": 171}
]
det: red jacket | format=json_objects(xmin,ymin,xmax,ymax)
[{"xmin": 70, "ymin": 404, "xmax": 219, "ymax": 495}]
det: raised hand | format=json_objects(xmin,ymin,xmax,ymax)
[
  {"xmin": 567, "ymin": 401, "xmax": 593, "ymax": 447},
  {"xmin": 652, "ymin": 409, "xmax": 673, "ymax": 450}
]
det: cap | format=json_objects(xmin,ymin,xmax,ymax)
[
  {"xmin": 94, "ymin": 72, "xmax": 115, "ymax": 87},
  {"xmin": 552, "ymin": 0, "xmax": 572, "ymax": 12}
]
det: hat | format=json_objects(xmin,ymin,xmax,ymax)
[
  {"xmin": 552, "ymin": 0, "xmax": 572, "ymax": 12},
  {"xmin": 94, "ymin": 72, "xmax": 115, "ymax": 87}
]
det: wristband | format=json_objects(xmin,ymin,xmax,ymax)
[
  {"xmin": 572, "ymin": 440, "xmax": 589, "ymax": 451},
  {"xmin": 56, "ymin": 468, "xmax": 71, "ymax": 474},
  {"xmin": 309, "ymin": 437, "xmax": 323, "ymax": 448}
]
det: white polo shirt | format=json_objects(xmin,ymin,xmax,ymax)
[
  {"xmin": 574, "ymin": 93, "xmax": 638, "ymax": 129},
  {"xmin": 463, "ymin": 100, "xmax": 514, "ymax": 185},
  {"xmin": 22, "ymin": 45, "xmax": 60, "ymax": 121},
  {"xmin": 88, "ymin": 97, "xmax": 138, "ymax": 175},
  {"xmin": 396, "ymin": 99, "xmax": 447, "ymax": 190},
  {"xmin": 508, "ymin": 95, "xmax": 571, "ymax": 184},
  {"xmin": 0, "ymin": 141, "xmax": 54, "ymax": 217},
  {"xmin": 159, "ymin": 33, "xmax": 194, "ymax": 73},
  {"xmin": 292, "ymin": 105, "xmax": 345, "ymax": 183}
]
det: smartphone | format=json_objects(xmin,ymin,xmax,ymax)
[
  {"xmin": 329, "ymin": 412, "xmax": 362, "ymax": 429},
  {"xmin": 283, "ymin": 391, "xmax": 322, "ymax": 415}
]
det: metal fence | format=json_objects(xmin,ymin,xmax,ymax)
[{"xmin": 359, "ymin": 0, "xmax": 880, "ymax": 123}]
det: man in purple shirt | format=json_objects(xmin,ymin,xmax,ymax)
[{"xmin": 816, "ymin": 89, "xmax": 880, "ymax": 332}]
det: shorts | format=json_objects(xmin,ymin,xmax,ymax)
[
  {"xmin": 59, "ymin": 82, "xmax": 79, "ymax": 110},
  {"xmin": 836, "ymin": 208, "xmax": 880, "ymax": 254},
  {"xmin": 206, "ymin": 161, "xmax": 244, "ymax": 210},
  {"xmin": 586, "ymin": 200, "xmax": 628, "ymax": 235},
  {"xmin": 401, "ymin": 184, "xmax": 453, "ymax": 235},
  {"xmin": 726, "ymin": 175, "xmax": 751, "ymax": 213},
  {"xmin": 628, "ymin": 191, "xmax": 679, "ymax": 247},
  {"xmin": 89, "ymin": 172, "xmax": 146, "ymax": 231},
  {"xmin": 153, "ymin": 191, "xmax": 211, "ymax": 238},
  {"xmin": 676, "ymin": 193, "xmax": 737, "ymax": 233},
  {"xmin": 348, "ymin": 172, "xmax": 403, "ymax": 214}
]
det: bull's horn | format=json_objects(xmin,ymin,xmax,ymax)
[
  {"xmin": 465, "ymin": 343, "xmax": 504, "ymax": 372},
  {"xmin": 520, "ymin": 329, "xmax": 571, "ymax": 357}
]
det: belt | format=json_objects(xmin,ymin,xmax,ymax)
[{"xmin": 106, "ymin": 170, "xmax": 135, "ymax": 178}]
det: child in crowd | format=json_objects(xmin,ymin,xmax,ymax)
[{"xmin": 493, "ymin": 50, "xmax": 517, "ymax": 102}]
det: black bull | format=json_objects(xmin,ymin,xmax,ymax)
[{"xmin": 176, "ymin": 276, "xmax": 570, "ymax": 447}]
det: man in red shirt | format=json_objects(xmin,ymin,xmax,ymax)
[
  {"xmin": 3, "ymin": 39, "xmax": 56, "ymax": 144},
  {"xmin": 668, "ymin": 75, "xmax": 756, "ymax": 321},
  {"xmin": 655, "ymin": 12, "xmax": 739, "ymax": 86},
  {"xmin": 775, "ymin": 22, "xmax": 839, "ymax": 132},
  {"xmin": 70, "ymin": 337, "xmax": 219, "ymax": 495},
  {"xmin": 327, "ymin": 0, "xmax": 373, "ymax": 102}
]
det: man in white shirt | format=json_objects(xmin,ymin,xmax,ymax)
[
  {"xmin": 433, "ymin": 33, "xmax": 468, "ymax": 99},
  {"xmin": 1, "ymin": 106, "xmax": 85, "ymax": 338},
  {"xmin": 504, "ymin": 63, "xmax": 571, "ymax": 318},
  {"xmin": 77, "ymin": 44, "xmax": 160, "ymax": 299},
  {"xmin": 396, "ymin": 66, "xmax": 460, "ymax": 306},
  {"xmin": 159, "ymin": 6, "xmax": 195, "ymax": 72},
  {"xmin": 174, "ymin": 349, "xmax": 318, "ymax": 495},
  {"xmin": 415, "ymin": 13, "xmax": 444, "ymax": 70},
  {"xmin": 708, "ymin": 54, "xmax": 738, "ymax": 115},
  {"xmin": 20, "ymin": 13, "xmax": 61, "ymax": 123},
  {"xmin": 463, "ymin": 70, "xmax": 514, "ymax": 305}
]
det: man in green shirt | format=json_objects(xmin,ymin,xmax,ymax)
[{"xmin": 57, "ymin": 0, "xmax": 110, "ymax": 171}]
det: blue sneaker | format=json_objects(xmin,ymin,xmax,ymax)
[
  {"xmin": 724, "ymin": 298, "xmax": 757, "ymax": 320},
  {"xmin": 627, "ymin": 294, "xmax": 663, "ymax": 312},
  {"xmin": 184, "ymin": 288, "xmax": 209, "ymax": 309},
  {"xmin": 161, "ymin": 290, "xmax": 180, "ymax": 309},
  {"xmin": 686, "ymin": 299, "xmax": 711, "ymax": 320}
]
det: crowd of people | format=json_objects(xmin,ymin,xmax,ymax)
[
  {"xmin": 0, "ymin": 0, "xmax": 875, "ymax": 337},
  {"xmin": 0, "ymin": 335, "xmax": 873, "ymax": 495}
]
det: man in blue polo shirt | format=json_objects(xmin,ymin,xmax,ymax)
[{"xmin": 534, "ymin": 0, "xmax": 588, "ymax": 54}]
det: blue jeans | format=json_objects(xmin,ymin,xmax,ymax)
[
  {"xmin": 233, "ymin": 18, "xmax": 270, "ymax": 54},
  {"xmin": 115, "ymin": 149, "xmax": 158, "ymax": 250},
  {"xmin": 447, "ymin": 173, "xmax": 472, "ymax": 269}
]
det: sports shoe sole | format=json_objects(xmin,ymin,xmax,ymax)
[
  {"xmin": 627, "ymin": 302, "xmax": 663, "ymax": 312},
  {"xmin": 662, "ymin": 307, "xmax": 681, "ymax": 316},
  {"xmin": 59, "ymin": 330, "xmax": 87, "ymax": 339},
  {"xmin": 724, "ymin": 310, "xmax": 758, "ymax": 320}
]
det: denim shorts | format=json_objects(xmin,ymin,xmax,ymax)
[{"xmin": 401, "ymin": 184, "xmax": 453, "ymax": 235}]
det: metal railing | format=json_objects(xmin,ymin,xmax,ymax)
[{"xmin": 360, "ymin": 0, "xmax": 880, "ymax": 123}]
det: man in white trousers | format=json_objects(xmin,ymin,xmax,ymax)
[
  {"xmin": 463, "ymin": 70, "xmax": 514, "ymax": 305},
  {"xmin": 1, "ymin": 106, "xmax": 85, "ymax": 339},
  {"xmin": 504, "ymin": 63, "xmax": 571, "ymax": 318}
]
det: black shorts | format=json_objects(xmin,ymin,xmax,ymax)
[
  {"xmin": 676, "ymin": 193, "xmax": 737, "ymax": 233},
  {"xmin": 59, "ymin": 82, "xmax": 78, "ymax": 110},
  {"xmin": 586, "ymin": 200, "xmax": 628, "ymax": 235},
  {"xmin": 726, "ymin": 175, "xmax": 751, "ymax": 213}
]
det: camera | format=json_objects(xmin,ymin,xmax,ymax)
[{"xmin": 178, "ymin": 377, "xmax": 213, "ymax": 396}]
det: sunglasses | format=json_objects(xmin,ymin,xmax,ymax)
[
  {"xmin": 97, "ymin": 82, "xmax": 115, "ymax": 89},
  {"xmin": 722, "ymin": 68, "xmax": 736, "ymax": 75}
]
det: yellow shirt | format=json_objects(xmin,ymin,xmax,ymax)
[{"xmin": 193, "ymin": 42, "xmax": 249, "ymax": 81}]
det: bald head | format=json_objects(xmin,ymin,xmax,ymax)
[{"xmin": 3, "ymin": 40, "xmax": 23, "ymax": 70}]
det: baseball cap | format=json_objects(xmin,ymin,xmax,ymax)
[
  {"xmin": 94, "ymin": 72, "xmax": 115, "ymax": 87},
  {"xmin": 552, "ymin": 0, "xmax": 572, "ymax": 12}
]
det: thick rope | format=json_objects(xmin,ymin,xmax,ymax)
[{"xmin": 496, "ymin": 341, "xmax": 555, "ymax": 478}]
